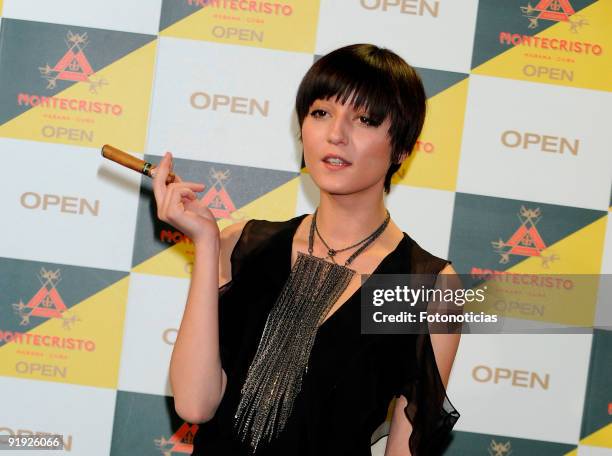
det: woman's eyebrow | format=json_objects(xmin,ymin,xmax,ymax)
[{"xmin": 351, "ymin": 105, "xmax": 371, "ymax": 115}]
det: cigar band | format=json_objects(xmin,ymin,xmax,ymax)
[{"xmin": 142, "ymin": 161, "xmax": 153, "ymax": 177}]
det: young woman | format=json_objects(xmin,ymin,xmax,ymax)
[{"xmin": 152, "ymin": 44, "xmax": 461, "ymax": 456}]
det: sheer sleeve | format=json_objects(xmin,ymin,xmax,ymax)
[
  {"xmin": 216, "ymin": 219, "xmax": 258, "ymax": 297},
  {"xmin": 400, "ymin": 247, "xmax": 461, "ymax": 455},
  {"xmin": 217, "ymin": 219, "xmax": 257, "ymax": 370},
  {"xmin": 218, "ymin": 217, "xmax": 293, "ymax": 290},
  {"xmin": 400, "ymin": 332, "xmax": 460, "ymax": 455},
  {"xmin": 217, "ymin": 218, "xmax": 294, "ymax": 371}
]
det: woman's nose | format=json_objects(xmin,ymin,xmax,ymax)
[{"xmin": 327, "ymin": 115, "xmax": 349, "ymax": 145}]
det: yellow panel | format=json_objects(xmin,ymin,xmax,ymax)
[
  {"xmin": 233, "ymin": 175, "xmax": 299, "ymax": 221},
  {"xmin": 160, "ymin": 1, "xmax": 320, "ymax": 53},
  {"xmin": 0, "ymin": 276, "xmax": 130, "ymax": 388},
  {"xmin": 132, "ymin": 241, "xmax": 196, "ymax": 279},
  {"xmin": 509, "ymin": 216, "xmax": 606, "ymax": 275},
  {"xmin": 393, "ymin": 78, "xmax": 468, "ymax": 191},
  {"xmin": 0, "ymin": 41, "xmax": 157, "ymax": 152},
  {"xmin": 473, "ymin": 2, "xmax": 612, "ymax": 91},
  {"xmin": 580, "ymin": 423, "xmax": 612, "ymax": 448},
  {"xmin": 466, "ymin": 217, "xmax": 607, "ymax": 327}
]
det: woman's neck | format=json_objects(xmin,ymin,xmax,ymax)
[{"xmin": 315, "ymin": 192, "xmax": 388, "ymax": 247}]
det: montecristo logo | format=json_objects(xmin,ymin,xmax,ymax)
[
  {"xmin": 154, "ymin": 423, "xmax": 198, "ymax": 455},
  {"xmin": 202, "ymin": 168, "xmax": 237, "ymax": 219},
  {"xmin": 488, "ymin": 439, "xmax": 512, "ymax": 456},
  {"xmin": 12, "ymin": 268, "xmax": 80, "ymax": 329},
  {"xmin": 491, "ymin": 206, "xmax": 559, "ymax": 267},
  {"xmin": 38, "ymin": 31, "xmax": 107, "ymax": 93},
  {"xmin": 520, "ymin": 0, "xmax": 587, "ymax": 32}
]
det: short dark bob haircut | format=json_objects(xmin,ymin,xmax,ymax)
[{"xmin": 295, "ymin": 43, "xmax": 426, "ymax": 194}]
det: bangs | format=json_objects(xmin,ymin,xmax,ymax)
[{"xmin": 296, "ymin": 50, "xmax": 397, "ymax": 126}]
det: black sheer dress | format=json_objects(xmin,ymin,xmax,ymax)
[{"xmin": 191, "ymin": 214, "xmax": 459, "ymax": 455}]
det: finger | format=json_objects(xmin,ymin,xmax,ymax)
[
  {"xmin": 182, "ymin": 198, "xmax": 195, "ymax": 211},
  {"xmin": 151, "ymin": 152, "xmax": 171, "ymax": 182},
  {"xmin": 182, "ymin": 192, "xmax": 203, "ymax": 210},
  {"xmin": 181, "ymin": 196, "xmax": 197, "ymax": 212},
  {"xmin": 181, "ymin": 193, "xmax": 214, "ymax": 217},
  {"xmin": 162, "ymin": 185, "xmax": 193, "ymax": 219},
  {"xmin": 152, "ymin": 152, "xmax": 172, "ymax": 203},
  {"xmin": 161, "ymin": 182, "xmax": 204, "ymax": 220},
  {"xmin": 165, "ymin": 187, "xmax": 198, "ymax": 221},
  {"xmin": 180, "ymin": 190, "xmax": 197, "ymax": 204},
  {"xmin": 170, "ymin": 181, "xmax": 205, "ymax": 192},
  {"xmin": 173, "ymin": 176, "xmax": 203, "ymax": 189},
  {"xmin": 160, "ymin": 181, "xmax": 202, "ymax": 200},
  {"xmin": 180, "ymin": 182, "xmax": 205, "ymax": 191}
]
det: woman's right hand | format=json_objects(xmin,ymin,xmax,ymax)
[{"xmin": 152, "ymin": 152, "xmax": 220, "ymax": 245}]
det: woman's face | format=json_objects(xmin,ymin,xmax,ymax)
[{"xmin": 301, "ymin": 97, "xmax": 394, "ymax": 196}]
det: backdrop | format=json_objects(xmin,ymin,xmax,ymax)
[{"xmin": 0, "ymin": 0, "xmax": 610, "ymax": 455}]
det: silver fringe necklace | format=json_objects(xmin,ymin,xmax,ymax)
[{"xmin": 233, "ymin": 209, "xmax": 391, "ymax": 453}]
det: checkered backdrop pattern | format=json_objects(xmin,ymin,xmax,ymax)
[{"xmin": 0, "ymin": 0, "xmax": 610, "ymax": 454}]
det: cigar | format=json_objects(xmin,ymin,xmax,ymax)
[{"xmin": 101, "ymin": 144, "xmax": 176, "ymax": 184}]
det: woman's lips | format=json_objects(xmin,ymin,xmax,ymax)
[
  {"xmin": 322, "ymin": 161, "xmax": 351, "ymax": 170},
  {"xmin": 322, "ymin": 155, "xmax": 352, "ymax": 170}
]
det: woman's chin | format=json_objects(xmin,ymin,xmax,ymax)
[
  {"xmin": 309, "ymin": 176, "xmax": 351, "ymax": 195},
  {"xmin": 308, "ymin": 170, "xmax": 384, "ymax": 196},
  {"xmin": 318, "ymin": 182, "xmax": 364, "ymax": 196}
]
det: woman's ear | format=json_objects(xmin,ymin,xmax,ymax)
[{"xmin": 394, "ymin": 150, "xmax": 409, "ymax": 164}]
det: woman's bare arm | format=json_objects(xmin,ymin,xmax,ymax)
[
  {"xmin": 169, "ymin": 220, "xmax": 247, "ymax": 423},
  {"xmin": 150, "ymin": 151, "xmax": 250, "ymax": 423}
]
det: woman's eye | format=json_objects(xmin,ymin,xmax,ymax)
[
  {"xmin": 359, "ymin": 115, "xmax": 377, "ymax": 127},
  {"xmin": 309, "ymin": 109, "xmax": 327, "ymax": 118}
]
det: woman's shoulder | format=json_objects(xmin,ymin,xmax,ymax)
[
  {"xmin": 225, "ymin": 214, "xmax": 306, "ymax": 247},
  {"xmin": 221, "ymin": 214, "xmax": 306, "ymax": 247},
  {"xmin": 403, "ymin": 233, "xmax": 451, "ymax": 275},
  {"xmin": 220, "ymin": 214, "xmax": 308, "ymax": 278}
]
